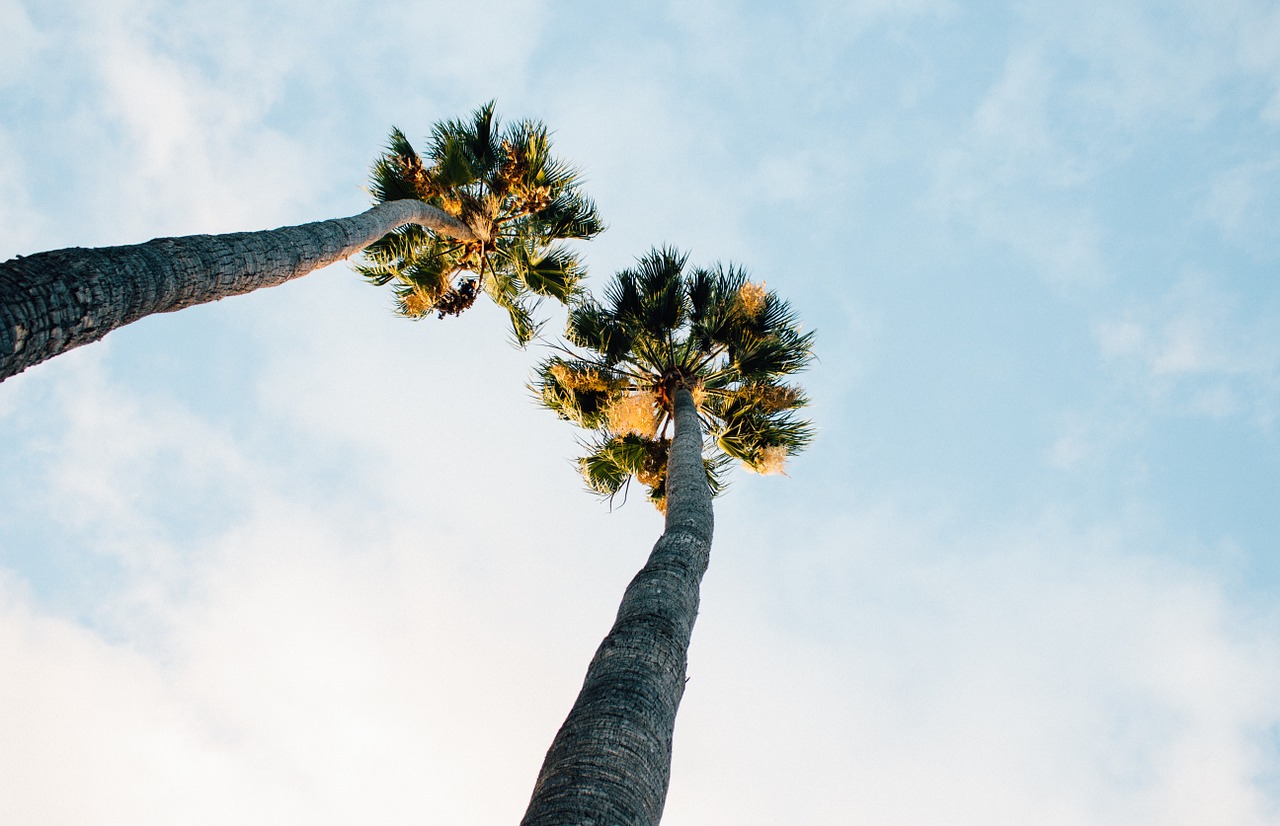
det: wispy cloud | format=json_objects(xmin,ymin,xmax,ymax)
[
  {"xmin": 1094, "ymin": 274, "xmax": 1280, "ymax": 428},
  {"xmin": 672, "ymin": 501, "xmax": 1280, "ymax": 824},
  {"xmin": 925, "ymin": 44, "xmax": 1108, "ymax": 288}
]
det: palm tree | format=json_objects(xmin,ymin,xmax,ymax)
[
  {"xmin": 522, "ymin": 247, "xmax": 814, "ymax": 825},
  {"xmin": 0, "ymin": 103, "xmax": 601, "ymax": 382}
]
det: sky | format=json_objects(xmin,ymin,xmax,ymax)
[{"xmin": 2, "ymin": 0, "xmax": 1279, "ymax": 823}]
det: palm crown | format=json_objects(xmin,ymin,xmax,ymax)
[
  {"xmin": 535, "ymin": 247, "xmax": 815, "ymax": 510},
  {"xmin": 358, "ymin": 102, "xmax": 604, "ymax": 344}
]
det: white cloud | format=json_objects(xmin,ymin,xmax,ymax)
[
  {"xmin": 1237, "ymin": 6, "xmax": 1280, "ymax": 122},
  {"xmin": 663, "ymin": 504, "xmax": 1280, "ymax": 824},
  {"xmin": 1047, "ymin": 414, "xmax": 1108, "ymax": 471},
  {"xmin": 926, "ymin": 2, "xmax": 1280, "ymax": 292},
  {"xmin": 926, "ymin": 45, "xmax": 1109, "ymax": 288},
  {"xmin": 809, "ymin": 0, "xmax": 956, "ymax": 33},
  {"xmin": 0, "ymin": 0, "xmax": 327, "ymax": 251},
  {"xmin": 8, "ymin": 432, "xmax": 1277, "ymax": 826},
  {"xmin": 971, "ymin": 47, "xmax": 1057, "ymax": 163},
  {"xmin": 0, "ymin": 129, "xmax": 40, "ymax": 260},
  {"xmin": 1199, "ymin": 154, "xmax": 1280, "ymax": 251},
  {"xmin": 0, "ymin": 1, "xmax": 43, "ymax": 84},
  {"xmin": 1096, "ymin": 318, "xmax": 1148, "ymax": 360},
  {"xmin": 1093, "ymin": 275, "xmax": 1280, "ymax": 427},
  {"xmin": 546, "ymin": 79, "xmax": 757, "ymax": 270}
]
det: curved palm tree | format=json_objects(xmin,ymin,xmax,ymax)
[
  {"xmin": 522, "ymin": 247, "xmax": 814, "ymax": 825},
  {"xmin": 0, "ymin": 103, "xmax": 601, "ymax": 382}
]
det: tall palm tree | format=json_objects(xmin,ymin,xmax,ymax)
[
  {"xmin": 0, "ymin": 103, "xmax": 601, "ymax": 382},
  {"xmin": 522, "ymin": 247, "xmax": 814, "ymax": 825}
]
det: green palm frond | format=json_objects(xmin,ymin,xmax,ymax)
[
  {"xmin": 368, "ymin": 128, "xmax": 430, "ymax": 203},
  {"xmin": 510, "ymin": 244, "xmax": 585, "ymax": 302},
  {"xmin": 434, "ymin": 136, "xmax": 480, "ymax": 190},
  {"xmin": 537, "ymin": 193, "xmax": 605, "ymax": 240},
  {"xmin": 633, "ymin": 246, "xmax": 689, "ymax": 340},
  {"xmin": 602, "ymin": 269, "xmax": 645, "ymax": 331},
  {"xmin": 465, "ymin": 100, "xmax": 499, "ymax": 171},
  {"xmin": 566, "ymin": 296, "xmax": 634, "ymax": 366},
  {"xmin": 535, "ymin": 247, "xmax": 815, "ymax": 510},
  {"xmin": 483, "ymin": 265, "xmax": 540, "ymax": 345},
  {"xmin": 579, "ymin": 434, "xmax": 652, "ymax": 496},
  {"xmin": 687, "ymin": 264, "xmax": 745, "ymax": 336},
  {"xmin": 726, "ymin": 329, "xmax": 817, "ymax": 382}
]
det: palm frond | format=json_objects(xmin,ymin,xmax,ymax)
[
  {"xmin": 603, "ymin": 268, "xmax": 645, "ymax": 331},
  {"xmin": 512, "ymin": 244, "xmax": 585, "ymax": 302},
  {"xmin": 579, "ymin": 434, "xmax": 651, "ymax": 496},
  {"xmin": 435, "ymin": 135, "xmax": 480, "ymax": 189},
  {"xmin": 534, "ymin": 192, "xmax": 605, "ymax": 240},
  {"xmin": 687, "ymin": 263, "xmax": 748, "ymax": 348},
  {"xmin": 565, "ymin": 298, "xmax": 634, "ymax": 366},
  {"xmin": 727, "ymin": 329, "xmax": 816, "ymax": 381},
  {"xmin": 633, "ymin": 246, "xmax": 689, "ymax": 339},
  {"xmin": 369, "ymin": 128, "xmax": 432, "ymax": 203},
  {"xmin": 481, "ymin": 265, "xmax": 539, "ymax": 345},
  {"xmin": 467, "ymin": 100, "xmax": 499, "ymax": 172}
]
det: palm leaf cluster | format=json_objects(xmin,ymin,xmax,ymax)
[
  {"xmin": 358, "ymin": 102, "xmax": 604, "ymax": 343},
  {"xmin": 534, "ymin": 247, "xmax": 815, "ymax": 510}
]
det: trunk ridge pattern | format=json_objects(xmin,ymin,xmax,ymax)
[
  {"xmin": 0, "ymin": 200, "xmax": 469, "ymax": 381},
  {"xmin": 521, "ymin": 387, "xmax": 712, "ymax": 826}
]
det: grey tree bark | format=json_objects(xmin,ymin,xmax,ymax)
[
  {"xmin": 0, "ymin": 199, "xmax": 474, "ymax": 381},
  {"xmin": 521, "ymin": 386, "xmax": 715, "ymax": 826}
]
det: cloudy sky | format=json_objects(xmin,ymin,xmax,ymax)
[{"xmin": 3, "ymin": 0, "xmax": 1280, "ymax": 823}]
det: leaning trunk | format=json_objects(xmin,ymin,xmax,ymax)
[
  {"xmin": 0, "ymin": 199, "xmax": 473, "ymax": 381},
  {"xmin": 521, "ymin": 386, "xmax": 714, "ymax": 826}
]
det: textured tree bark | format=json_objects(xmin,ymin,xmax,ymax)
[
  {"xmin": 521, "ymin": 387, "xmax": 714, "ymax": 826},
  {"xmin": 0, "ymin": 199, "xmax": 475, "ymax": 381}
]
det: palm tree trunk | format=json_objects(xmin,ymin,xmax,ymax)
[
  {"xmin": 521, "ymin": 386, "xmax": 714, "ymax": 826},
  {"xmin": 0, "ymin": 199, "xmax": 474, "ymax": 381}
]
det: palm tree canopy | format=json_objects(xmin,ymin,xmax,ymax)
[
  {"xmin": 358, "ymin": 102, "xmax": 605, "ymax": 344},
  {"xmin": 534, "ymin": 247, "xmax": 815, "ymax": 510}
]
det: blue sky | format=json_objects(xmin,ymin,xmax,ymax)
[{"xmin": 2, "ymin": 0, "xmax": 1279, "ymax": 823}]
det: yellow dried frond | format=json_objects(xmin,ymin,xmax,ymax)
[
  {"xmin": 637, "ymin": 437, "xmax": 670, "ymax": 487},
  {"xmin": 736, "ymin": 281, "xmax": 768, "ymax": 318},
  {"xmin": 744, "ymin": 383, "xmax": 799, "ymax": 412},
  {"xmin": 549, "ymin": 363, "xmax": 613, "ymax": 393},
  {"xmin": 637, "ymin": 467, "xmax": 663, "ymax": 487},
  {"xmin": 518, "ymin": 185, "xmax": 553, "ymax": 213},
  {"xmin": 439, "ymin": 194, "xmax": 464, "ymax": 217},
  {"xmin": 401, "ymin": 291, "xmax": 433, "ymax": 318},
  {"xmin": 396, "ymin": 154, "xmax": 436, "ymax": 197},
  {"xmin": 690, "ymin": 381, "xmax": 708, "ymax": 409},
  {"xmin": 745, "ymin": 445, "xmax": 788, "ymax": 476},
  {"xmin": 606, "ymin": 391, "xmax": 660, "ymax": 437}
]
